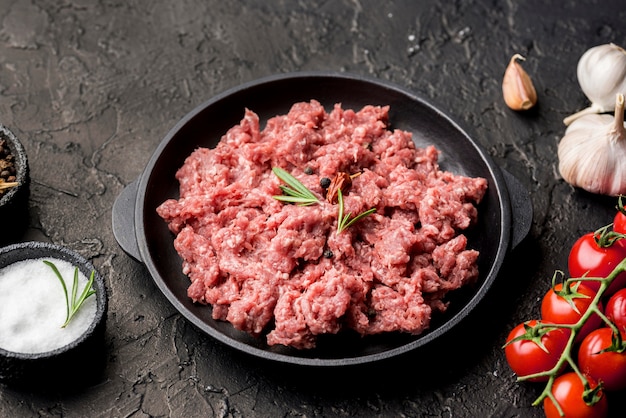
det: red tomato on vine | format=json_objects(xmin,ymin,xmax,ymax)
[
  {"xmin": 541, "ymin": 281, "xmax": 602, "ymax": 342},
  {"xmin": 614, "ymin": 212, "xmax": 626, "ymax": 235},
  {"xmin": 578, "ymin": 327, "xmax": 626, "ymax": 392},
  {"xmin": 504, "ymin": 320, "xmax": 570, "ymax": 382},
  {"xmin": 568, "ymin": 226, "xmax": 626, "ymax": 295},
  {"xmin": 606, "ymin": 288, "xmax": 626, "ymax": 333},
  {"xmin": 543, "ymin": 372, "xmax": 608, "ymax": 418},
  {"xmin": 613, "ymin": 195, "xmax": 626, "ymax": 234}
]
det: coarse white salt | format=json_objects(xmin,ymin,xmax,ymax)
[{"xmin": 0, "ymin": 258, "xmax": 97, "ymax": 354}]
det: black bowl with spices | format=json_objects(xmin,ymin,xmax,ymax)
[
  {"xmin": 0, "ymin": 124, "xmax": 29, "ymax": 244},
  {"xmin": 0, "ymin": 242, "xmax": 108, "ymax": 391}
]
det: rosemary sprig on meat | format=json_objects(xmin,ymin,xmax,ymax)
[
  {"xmin": 272, "ymin": 167, "xmax": 320, "ymax": 206},
  {"xmin": 272, "ymin": 167, "xmax": 375, "ymax": 232},
  {"xmin": 44, "ymin": 260, "xmax": 96, "ymax": 328},
  {"xmin": 336, "ymin": 188, "xmax": 376, "ymax": 233}
]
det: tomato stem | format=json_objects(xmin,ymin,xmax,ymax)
[
  {"xmin": 617, "ymin": 195, "xmax": 626, "ymax": 216},
  {"xmin": 593, "ymin": 223, "xmax": 626, "ymax": 248},
  {"xmin": 593, "ymin": 304, "xmax": 620, "ymax": 335}
]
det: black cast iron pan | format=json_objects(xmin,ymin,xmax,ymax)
[{"xmin": 112, "ymin": 72, "xmax": 532, "ymax": 366}]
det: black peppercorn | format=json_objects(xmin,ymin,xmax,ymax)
[
  {"xmin": 304, "ymin": 166, "xmax": 314, "ymax": 175},
  {"xmin": 323, "ymin": 249, "xmax": 333, "ymax": 258},
  {"xmin": 320, "ymin": 177, "xmax": 331, "ymax": 189}
]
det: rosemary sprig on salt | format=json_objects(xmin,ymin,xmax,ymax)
[{"xmin": 44, "ymin": 260, "xmax": 96, "ymax": 328}]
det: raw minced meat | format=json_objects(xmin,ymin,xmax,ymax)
[{"xmin": 157, "ymin": 100, "xmax": 488, "ymax": 349}]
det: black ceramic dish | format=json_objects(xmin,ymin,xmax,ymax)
[
  {"xmin": 0, "ymin": 242, "xmax": 107, "ymax": 389},
  {"xmin": 0, "ymin": 124, "xmax": 29, "ymax": 244},
  {"xmin": 112, "ymin": 72, "xmax": 532, "ymax": 366}
]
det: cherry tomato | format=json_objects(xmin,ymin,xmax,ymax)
[
  {"xmin": 541, "ymin": 282, "xmax": 602, "ymax": 342},
  {"xmin": 614, "ymin": 196, "xmax": 626, "ymax": 234},
  {"xmin": 543, "ymin": 372, "xmax": 608, "ymax": 418},
  {"xmin": 606, "ymin": 288, "xmax": 626, "ymax": 334},
  {"xmin": 578, "ymin": 327, "xmax": 626, "ymax": 392},
  {"xmin": 504, "ymin": 320, "xmax": 570, "ymax": 382},
  {"xmin": 614, "ymin": 210, "xmax": 626, "ymax": 234},
  {"xmin": 568, "ymin": 231, "xmax": 626, "ymax": 294}
]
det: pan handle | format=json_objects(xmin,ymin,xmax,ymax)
[
  {"xmin": 112, "ymin": 178, "xmax": 142, "ymax": 262},
  {"xmin": 502, "ymin": 169, "xmax": 533, "ymax": 250}
]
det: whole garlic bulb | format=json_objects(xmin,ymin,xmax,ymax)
[
  {"xmin": 558, "ymin": 93, "xmax": 626, "ymax": 196},
  {"xmin": 563, "ymin": 43, "xmax": 626, "ymax": 125}
]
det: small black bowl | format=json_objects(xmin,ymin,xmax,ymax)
[
  {"xmin": 0, "ymin": 125, "xmax": 29, "ymax": 244},
  {"xmin": 0, "ymin": 242, "xmax": 107, "ymax": 391}
]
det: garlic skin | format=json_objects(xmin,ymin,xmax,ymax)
[
  {"xmin": 502, "ymin": 54, "xmax": 537, "ymax": 111},
  {"xmin": 558, "ymin": 93, "xmax": 626, "ymax": 196},
  {"xmin": 563, "ymin": 43, "xmax": 626, "ymax": 125}
]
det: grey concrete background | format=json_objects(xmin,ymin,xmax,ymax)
[{"xmin": 1, "ymin": 0, "xmax": 625, "ymax": 416}]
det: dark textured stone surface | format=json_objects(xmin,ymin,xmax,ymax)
[{"xmin": 0, "ymin": 0, "xmax": 625, "ymax": 416}]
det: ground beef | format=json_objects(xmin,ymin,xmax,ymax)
[{"xmin": 157, "ymin": 100, "xmax": 488, "ymax": 349}]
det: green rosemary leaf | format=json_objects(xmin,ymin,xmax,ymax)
[
  {"xmin": 342, "ymin": 208, "xmax": 377, "ymax": 231},
  {"xmin": 43, "ymin": 260, "xmax": 69, "ymax": 323},
  {"xmin": 336, "ymin": 189, "xmax": 376, "ymax": 233},
  {"xmin": 278, "ymin": 184, "xmax": 310, "ymax": 199},
  {"xmin": 71, "ymin": 267, "xmax": 79, "ymax": 311},
  {"xmin": 44, "ymin": 260, "xmax": 97, "ymax": 328},
  {"xmin": 273, "ymin": 195, "xmax": 320, "ymax": 205},
  {"xmin": 337, "ymin": 188, "xmax": 345, "ymax": 229},
  {"xmin": 272, "ymin": 167, "xmax": 319, "ymax": 205},
  {"xmin": 67, "ymin": 270, "xmax": 96, "ymax": 328}
]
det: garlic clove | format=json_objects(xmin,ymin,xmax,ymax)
[
  {"xmin": 502, "ymin": 54, "xmax": 537, "ymax": 111},
  {"xmin": 558, "ymin": 93, "xmax": 626, "ymax": 196},
  {"xmin": 563, "ymin": 43, "xmax": 626, "ymax": 125}
]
